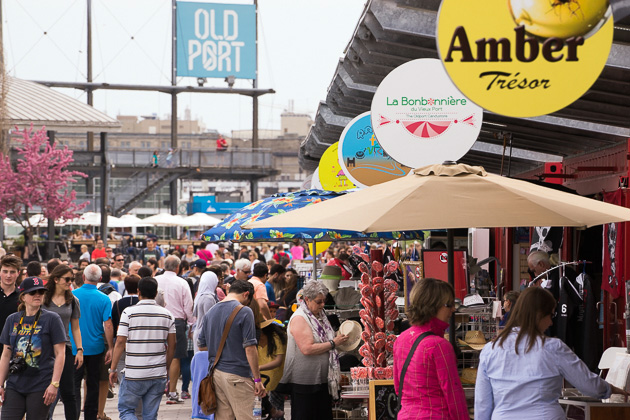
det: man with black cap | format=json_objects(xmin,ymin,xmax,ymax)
[{"xmin": 189, "ymin": 259, "xmax": 207, "ymax": 295}]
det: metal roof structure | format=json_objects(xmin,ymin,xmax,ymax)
[
  {"xmin": 300, "ymin": 0, "xmax": 630, "ymax": 177},
  {"xmin": 3, "ymin": 76, "xmax": 121, "ymax": 132}
]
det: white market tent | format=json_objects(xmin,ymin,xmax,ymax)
[
  {"xmin": 179, "ymin": 213, "xmax": 221, "ymax": 227},
  {"xmin": 142, "ymin": 213, "xmax": 184, "ymax": 226},
  {"xmin": 118, "ymin": 214, "xmax": 152, "ymax": 227}
]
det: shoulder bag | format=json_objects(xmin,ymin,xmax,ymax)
[
  {"xmin": 395, "ymin": 331, "xmax": 435, "ymax": 417},
  {"xmin": 198, "ymin": 304, "xmax": 244, "ymax": 415}
]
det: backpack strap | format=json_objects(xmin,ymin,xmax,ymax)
[{"xmin": 396, "ymin": 331, "xmax": 435, "ymax": 413}]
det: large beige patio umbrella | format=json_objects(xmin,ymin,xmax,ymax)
[
  {"xmin": 246, "ymin": 163, "xmax": 630, "ymax": 231},
  {"xmin": 246, "ymin": 163, "xmax": 630, "ymax": 348}
]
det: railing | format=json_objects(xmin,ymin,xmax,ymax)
[{"xmin": 70, "ymin": 148, "xmax": 275, "ymax": 169}]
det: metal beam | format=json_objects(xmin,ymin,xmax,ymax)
[
  {"xmin": 501, "ymin": 113, "xmax": 630, "ymax": 138},
  {"xmin": 30, "ymin": 80, "xmax": 275, "ymax": 97},
  {"xmin": 100, "ymin": 132, "xmax": 109, "ymax": 244}
]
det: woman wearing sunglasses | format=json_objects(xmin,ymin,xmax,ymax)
[
  {"xmin": 0, "ymin": 277, "xmax": 67, "ymax": 419},
  {"xmin": 475, "ymin": 287, "xmax": 630, "ymax": 420},
  {"xmin": 43, "ymin": 265, "xmax": 84, "ymax": 420}
]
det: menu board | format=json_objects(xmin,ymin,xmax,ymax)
[{"xmin": 369, "ymin": 379, "xmax": 398, "ymax": 420}]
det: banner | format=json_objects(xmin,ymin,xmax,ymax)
[{"xmin": 176, "ymin": 2, "xmax": 256, "ymax": 79}]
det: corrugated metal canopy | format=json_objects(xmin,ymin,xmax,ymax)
[
  {"xmin": 300, "ymin": 0, "xmax": 630, "ymax": 177},
  {"xmin": 3, "ymin": 76, "xmax": 121, "ymax": 132}
]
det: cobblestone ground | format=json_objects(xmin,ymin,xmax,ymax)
[{"xmin": 50, "ymin": 379, "xmax": 293, "ymax": 420}]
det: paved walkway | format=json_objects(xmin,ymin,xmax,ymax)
[{"xmin": 50, "ymin": 379, "xmax": 292, "ymax": 420}]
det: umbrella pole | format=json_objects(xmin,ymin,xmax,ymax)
[
  {"xmin": 447, "ymin": 229, "xmax": 456, "ymax": 348},
  {"xmin": 312, "ymin": 238, "xmax": 317, "ymax": 281}
]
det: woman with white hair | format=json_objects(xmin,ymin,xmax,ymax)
[
  {"xmin": 276, "ymin": 281, "xmax": 349, "ymax": 420},
  {"xmin": 192, "ymin": 271, "xmax": 219, "ymax": 353}
]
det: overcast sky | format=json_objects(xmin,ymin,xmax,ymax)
[{"xmin": 3, "ymin": 0, "xmax": 366, "ymax": 135}]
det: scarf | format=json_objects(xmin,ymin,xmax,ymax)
[
  {"xmin": 193, "ymin": 271, "xmax": 218, "ymax": 316},
  {"xmin": 298, "ymin": 298, "xmax": 341, "ymax": 398}
]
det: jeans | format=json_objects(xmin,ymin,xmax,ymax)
[
  {"xmin": 118, "ymin": 377, "xmax": 167, "ymax": 420},
  {"xmin": 47, "ymin": 346, "xmax": 78, "ymax": 420},
  {"xmin": 1, "ymin": 388, "xmax": 49, "ymax": 420},
  {"xmin": 74, "ymin": 352, "xmax": 104, "ymax": 420},
  {"xmin": 180, "ymin": 350, "xmax": 193, "ymax": 392}
]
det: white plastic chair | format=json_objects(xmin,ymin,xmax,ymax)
[{"xmin": 599, "ymin": 347, "xmax": 627, "ymax": 376}]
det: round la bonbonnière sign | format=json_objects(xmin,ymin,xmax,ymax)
[{"xmin": 370, "ymin": 58, "xmax": 483, "ymax": 168}]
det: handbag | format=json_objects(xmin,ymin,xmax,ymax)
[
  {"xmin": 394, "ymin": 331, "xmax": 435, "ymax": 417},
  {"xmin": 198, "ymin": 304, "xmax": 244, "ymax": 415}
]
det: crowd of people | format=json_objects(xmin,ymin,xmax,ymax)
[
  {"xmin": 0, "ymin": 238, "xmax": 360, "ymax": 420},
  {"xmin": 2, "ymin": 234, "xmax": 627, "ymax": 420}
]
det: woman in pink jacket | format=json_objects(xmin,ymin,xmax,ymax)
[{"xmin": 393, "ymin": 278, "xmax": 468, "ymax": 420}]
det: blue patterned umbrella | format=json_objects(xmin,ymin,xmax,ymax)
[{"xmin": 202, "ymin": 189, "xmax": 424, "ymax": 242}]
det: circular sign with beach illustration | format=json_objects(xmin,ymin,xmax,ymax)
[
  {"xmin": 338, "ymin": 112, "xmax": 413, "ymax": 188},
  {"xmin": 318, "ymin": 142, "xmax": 356, "ymax": 192},
  {"xmin": 371, "ymin": 58, "xmax": 483, "ymax": 168}
]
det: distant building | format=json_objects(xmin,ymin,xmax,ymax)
[
  {"xmin": 47, "ymin": 109, "xmax": 309, "ymax": 215},
  {"xmin": 231, "ymin": 112, "xmax": 313, "ymax": 140}
]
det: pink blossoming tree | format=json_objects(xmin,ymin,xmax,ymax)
[{"xmin": 0, "ymin": 126, "xmax": 88, "ymax": 253}]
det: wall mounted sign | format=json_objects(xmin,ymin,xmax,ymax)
[
  {"xmin": 371, "ymin": 59, "xmax": 483, "ymax": 168},
  {"xmin": 338, "ymin": 112, "xmax": 412, "ymax": 188},
  {"xmin": 318, "ymin": 142, "xmax": 356, "ymax": 192},
  {"xmin": 176, "ymin": 2, "xmax": 256, "ymax": 79},
  {"xmin": 437, "ymin": 0, "xmax": 613, "ymax": 118}
]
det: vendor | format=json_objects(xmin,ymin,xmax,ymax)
[
  {"xmin": 475, "ymin": 287, "xmax": 629, "ymax": 420},
  {"xmin": 499, "ymin": 291, "xmax": 519, "ymax": 327}
]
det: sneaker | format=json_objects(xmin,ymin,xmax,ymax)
[
  {"xmin": 166, "ymin": 393, "xmax": 184, "ymax": 404},
  {"xmin": 181, "ymin": 391, "xmax": 191, "ymax": 399}
]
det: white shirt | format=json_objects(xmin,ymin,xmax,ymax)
[
  {"xmin": 475, "ymin": 329, "xmax": 611, "ymax": 420},
  {"xmin": 154, "ymin": 271, "xmax": 194, "ymax": 324}
]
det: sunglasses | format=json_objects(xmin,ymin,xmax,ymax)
[
  {"xmin": 115, "ymin": 259, "xmax": 125, "ymax": 262},
  {"xmin": 28, "ymin": 289, "xmax": 46, "ymax": 296},
  {"xmin": 60, "ymin": 276, "xmax": 74, "ymax": 282}
]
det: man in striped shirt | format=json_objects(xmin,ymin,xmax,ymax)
[{"xmin": 109, "ymin": 277, "xmax": 176, "ymax": 420}]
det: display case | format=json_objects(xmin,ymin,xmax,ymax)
[{"xmin": 454, "ymin": 300, "xmax": 500, "ymax": 413}]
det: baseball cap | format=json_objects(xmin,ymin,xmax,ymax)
[
  {"xmin": 18, "ymin": 277, "xmax": 47, "ymax": 294},
  {"xmin": 193, "ymin": 259, "xmax": 207, "ymax": 269}
]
